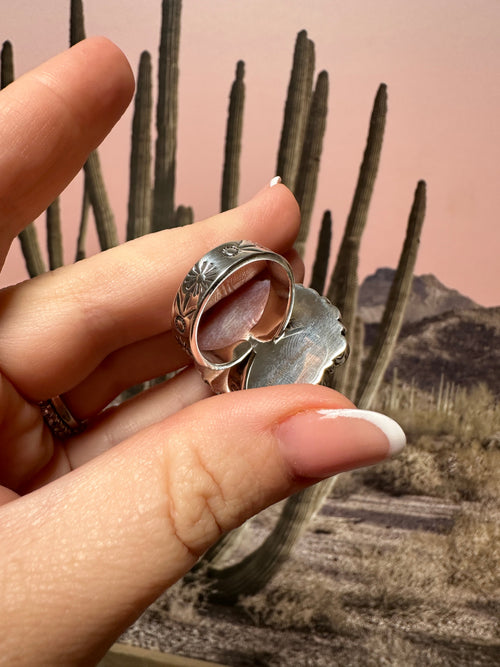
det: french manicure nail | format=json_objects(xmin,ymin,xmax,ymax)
[
  {"xmin": 269, "ymin": 176, "xmax": 282, "ymax": 187},
  {"xmin": 277, "ymin": 408, "xmax": 406, "ymax": 479}
]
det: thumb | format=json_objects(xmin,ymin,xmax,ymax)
[{"xmin": 1, "ymin": 384, "xmax": 405, "ymax": 665}]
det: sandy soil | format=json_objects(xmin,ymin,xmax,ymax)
[{"xmin": 121, "ymin": 490, "xmax": 499, "ymax": 666}]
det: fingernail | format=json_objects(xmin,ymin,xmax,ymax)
[
  {"xmin": 269, "ymin": 176, "xmax": 282, "ymax": 187},
  {"xmin": 277, "ymin": 408, "xmax": 406, "ymax": 479}
]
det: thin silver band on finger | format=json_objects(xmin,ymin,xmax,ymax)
[
  {"xmin": 39, "ymin": 395, "xmax": 87, "ymax": 440},
  {"xmin": 172, "ymin": 240, "xmax": 295, "ymax": 372}
]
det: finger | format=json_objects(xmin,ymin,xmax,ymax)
[
  {"xmin": 0, "ymin": 37, "xmax": 134, "ymax": 264},
  {"xmin": 0, "ymin": 384, "xmax": 405, "ymax": 664},
  {"xmin": 0, "ymin": 373, "xmax": 52, "ymax": 490},
  {"xmin": 63, "ymin": 246, "xmax": 304, "ymax": 419},
  {"xmin": 21, "ymin": 368, "xmax": 212, "ymax": 491},
  {"xmin": 4, "ymin": 367, "xmax": 210, "ymax": 492},
  {"xmin": 0, "ymin": 183, "xmax": 301, "ymax": 401}
]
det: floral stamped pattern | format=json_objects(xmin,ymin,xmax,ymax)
[{"xmin": 173, "ymin": 241, "xmax": 268, "ymax": 348}]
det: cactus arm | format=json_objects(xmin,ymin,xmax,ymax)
[
  {"xmin": 356, "ymin": 181, "xmax": 427, "ymax": 409},
  {"xmin": 46, "ymin": 198, "xmax": 63, "ymax": 270},
  {"xmin": 293, "ymin": 71, "xmax": 329, "ymax": 259},
  {"xmin": 70, "ymin": 0, "xmax": 118, "ymax": 251},
  {"xmin": 127, "ymin": 51, "xmax": 153, "ymax": 241},
  {"xmin": 152, "ymin": 0, "xmax": 182, "ymax": 231},
  {"xmin": 70, "ymin": 0, "xmax": 85, "ymax": 45},
  {"xmin": 276, "ymin": 30, "xmax": 315, "ymax": 191},
  {"xmin": 220, "ymin": 61, "xmax": 245, "ymax": 213},
  {"xmin": 326, "ymin": 84, "xmax": 387, "ymax": 394},
  {"xmin": 310, "ymin": 210, "xmax": 332, "ymax": 295},
  {"xmin": 174, "ymin": 205, "xmax": 194, "ymax": 227},
  {"xmin": 75, "ymin": 177, "xmax": 90, "ymax": 262}
]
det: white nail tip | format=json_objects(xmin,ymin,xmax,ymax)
[
  {"xmin": 270, "ymin": 176, "xmax": 282, "ymax": 187},
  {"xmin": 317, "ymin": 408, "xmax": 406, "ymax": 456}
]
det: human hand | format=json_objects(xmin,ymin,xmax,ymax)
[{"xmin": 0, "ymin": 38, "xmax": 405, "ymax": 665}]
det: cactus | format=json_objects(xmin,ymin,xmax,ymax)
[
  {"xmin": 356, "ymin": 181, "xmax": 427, "ymax": 409},
  {"xmin": 326, "ymin": 83, "xmax": 387, "ymax": 395},
  {"xmin": 75, "ymin": 179, "xmax": 90, "ymax": 261},
  {"xmin": 220, "ymin": 61, "xmax": 245, "ymax": 212},
  {"xmin": 70, "ymin": 0, "xmax": 118, "ymax": 251},
  {"xmin": 293, "ymin": 70, "xmax": 329, "ymax": 259},
  {"xmin": 127, "ymin": 51, "xmax": 153, "ymax": 241},
  {"xmin": 205, "ymin": 482, "xmax": 335, "ymax": 602},
  {"xmin": 310, "ymin": 210, "xmax": 332, "ymax": 295},
  {"xmin": 46, "ymin": 198, "xmax": 64, "ymax": 269},
  {"xmin": 1, "ymin": 40, "xmax": 46, "ymax": 277},
  {"xmin": 344, "ymin": 315, "xmax": 365, "ymax": 400},
  {"xmin": 70, "ymin": 0, "xmax": 85, "ymax": 45},
  {"xmin": 152, "ymin": 0, "xmax": 182, "ymax": 231},
  {"xmin": 276, "ymin": 30, "xmax": 315, "ymax": 191},
  {"xmin": 174, "ymin": 205, "xmax": 194, "ymax": 227}
]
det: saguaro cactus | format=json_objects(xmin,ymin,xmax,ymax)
[
  {"xmin": 152, "ymin": 0, "xmax": 182, "ymax": 231},
  {"xmin": 127, "ymin": 51, "xmax": 153, "ymax": 241},
  {"xmin": 221, "ymin": 61, "xmax": 245, "ymax": 212},
  {"xmin": 276, "ymin": 30, "xmax": 315, "ymax": 191},
  {"xmin": 356, "ymin": 181, "xmax": 427, "ymax": 408},
  {"xmin": 293, "ymin": 71, "xmax": 329, "ymax": 259},
  {"xmin": 1, "ymin": 40, "xmax": 46, "ymax": 277}
]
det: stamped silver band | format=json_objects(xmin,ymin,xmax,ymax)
[{"xmin": 172, "ymin": 241, "xmax": 295, "ymax": 375}]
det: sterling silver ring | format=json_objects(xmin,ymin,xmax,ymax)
[
  {"xmin": 39, "ymin": 395, "xmax": 87, "ymax": 440},
  {"xmin": 173, "ymin": 240, "xmax": 349, "ymax": 393},
  {"xmin": 172, "ymin": 240, "xmax": 295, "ymax": 390}
]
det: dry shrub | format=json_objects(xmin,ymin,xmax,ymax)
[
  {"xmin": 384, "ymin": 382, "xmax": 500, "ymax": 445},
  {"xmin": 447, "ymin": 507, "xmax": 500, "ymax": 596},
  {"xmin": 238, "ymin": 573, "xmax": 350, "ymax": 634},
  {"xmin": 358, "ymin": 446, "xmax": 446, "ymax": 497},
  {"xmin": 351, "ymin": 532, "xmax": 449, "ymax": 614},
  {"xmin": 358, "ymin": 433, "xmax": 499, "ymax": 503},
  {"xmin": 436, "ymin": 440, "xmax": 500, "ymax": 503}
]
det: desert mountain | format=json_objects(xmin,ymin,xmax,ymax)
[
  {"xmin": 358, "ymin": 268, "xmax": 479, "ymax": 324},
  {"xmin": 376, "ymin": 306, "xmax": 500, "ymax": 397}
]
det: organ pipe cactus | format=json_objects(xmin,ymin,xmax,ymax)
[
  {"xmin": 201, "ymin": 181, "xmax": 426, "ymax": 601},
  {"xmin": 152, "ymin": 0, "xmax": 182, "ymax": 231},
  {"xmin": 293, "ymin": 70, "xmax": 329, "ymax": 259},
  {"xmin": 1, "ymin": 40, "xmax": 46, "ymax": 277},
  {"xmin": 276, "ymin": 30, "xmax": 315, "ymax": 191},
  {"xmin": 127, "ymin": 51, "xmax": 153, "ymax": 241},
  {"xmin": 220, "ymin": 61, "xmax": 245, "ymax": 212}
]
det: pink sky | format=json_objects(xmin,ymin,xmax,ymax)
[{"xmin": 2, "ymin": 0, "xmax": 499, "ymax": 306}]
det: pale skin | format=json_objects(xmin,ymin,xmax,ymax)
[{"xmin": 0, "ymin": 38, "xmax": 405, "ymax": 666}]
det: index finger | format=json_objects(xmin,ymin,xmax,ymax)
[{"xmin": 0, "ymin": 37, "xmax": 134, "ymax": 265}]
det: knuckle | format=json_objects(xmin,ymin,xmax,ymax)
[{"xmin": 162, "ymin": 445, "xmax": 232, "ymax": 558}]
